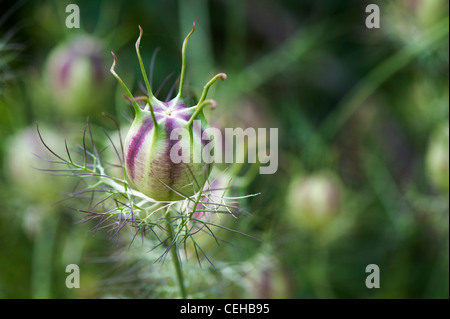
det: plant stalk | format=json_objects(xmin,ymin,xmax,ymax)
[{"xmin": 166, "ymin": 218, "xmax": 187, "ymax": 299}]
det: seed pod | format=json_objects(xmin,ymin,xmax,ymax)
[
  {"xmin": 242, "ymin": 253, "xmax": 293, "ymax": 299},
  {"xmin": 286, "ymin": 172, "xmax": 341, "ymax": 230},
  {"xmin": 45, "ymin": 34, "xmax": 110, "ymax": 116},
  {"xmin": 110, "ymin": 23, "xmax": 226, "ymax": 201},
  {"xmin": 417, "ymin": 0, "xmax": 447, "ymax": 30},
  {"xmin": 426, "ymin": 121, "xmax": 449, "ymax": 194},
  {"xmin": 4, "ymin": 126, "xmax": 70, "ymax": 203}
]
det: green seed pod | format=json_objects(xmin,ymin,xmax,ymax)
[
  {"xmin": 286, "ymin": 172, "xmax": 341, "ymax": 230},
  {"xmin": 4, "ymin": 126, "xmax": 69, "ymax": 203},
  {"xmin": 426, "ymin": 121, "xmax": 449, "ymax": 194},
  {"xmin": 110, "ymin": 23, "xmax": 226, "ymax": 201},
  {"xmin": 417, "ymin": 0, "xmax": 448, "ymax": 30}
]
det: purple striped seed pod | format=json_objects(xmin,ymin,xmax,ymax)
[
  {"xmin": 111, "ymin": 23, "xmax": 226, "ymax": 201},
  {"xmin": 45, "ymin": 34, "xmax": 110, "ymax": 117}
]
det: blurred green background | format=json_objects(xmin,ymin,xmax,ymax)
[{"xmin": 0, "ymin": 0, "xmax": 448, "ymax": 298}]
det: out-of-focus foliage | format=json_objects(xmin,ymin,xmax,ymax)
[{"xmin": 0, "ymin": 0, "xmax": 448, "ymax": 298}]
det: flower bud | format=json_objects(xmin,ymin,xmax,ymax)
[
  {"xmin": 242, "ymin": 254, "xmax": 293, "ymax": 299},
  {"xmin": 124, "ymin": 100, "xmax": 212, "ymax": 201},
  {"xmin": 286, "ymin": 172, "xmax": 341, "ymax": 230},
  {"xmin": 4, "ymin": 126, "xmax": 69, "ymax": 203},
  {"xmin": 426, "ymin": 121, "xmax": 449, "ymax": 194},
  {"xmin": 417, "ymin": 0, "xmax": 447, "ymax": 30},
  {"xmin": 110, "ymin": 24, "xmax": 226, "ymax": 201},
  {"xmin": 45, "ymin": 34, "xmax": 110, "ymax": 116}
]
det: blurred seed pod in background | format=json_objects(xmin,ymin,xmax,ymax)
[
  {"xmin": 241, "ymin": 252, "xmax": 293, "ymax": 299},
  {"xmin": 44, "ymin": 34, "xmax": 111, "ymax": 118},
  {"xmin": 416, "ymin": 0, "xmax": 449, "ymax": 30},
  {"xmin": 395, "ymin": 75, "xmax": 449, "ymax": 141},
  {"xmin": 286, "ymin": 172, "xmax": 342, "ymax": 231},
  {"xmin": 4, "ymin": 125, "xmax": 70, "ymax": 204},
  {"xmin": 383, "ymin": 0, "xmax": 448, "ymax": 43},
  {"xmin": 426, "ymin": 120, "xmax": 449, "ymax": 195}
]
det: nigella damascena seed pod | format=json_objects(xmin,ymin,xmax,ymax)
[
  {"xmin": 286, "ymin": 172, "xmax": 342, "ymax": 230},
  {"xmin": 426, "ymin": 120, "xmax": 449, "ymax": 194},
  {"xmin": 5, "ymin": 126, "xmax": 70, "ymax": 203},
  {"xmin": 110, "ymin": 23, "xmax": 226, "ymax": 201},
  {"xmin": 45, "ymin": 34, "xmax": 110, "ymax": 116},
  {"xmin": 244, "ymin": 254, "xmax": 293, "ymax": 299}
]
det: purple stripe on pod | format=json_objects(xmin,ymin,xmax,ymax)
[
  {"xmin": 109, "ymin": 24, "xmax": 226, "ymax": 201},
  {"xmin": 175, "ymin": 109, "xmax": 193, "ymax": 122},
  {"xmin": 162, "ymin": 117, "xmax": 182, "ymax": 190},
  {"xmin": 152, "ymin": 104, "xmax": 166, "ymax": 113},
  {"xmin": 126, "ymin": 116, "xmax": 155, "ymax": 179},
  {"xmin": 154, "ymin": 113, "xmax": 164, "ymax": 122},
  {"xmin": 90, "ymin": 53, "xmax": 105, "ymax": 83},
  {"xmin": 59, "ymin": 53, "xmax": 76, "ymax": 86},
  {"xmin": 174, "ymin": 102, "xmax": 188, "ymax": 111}
]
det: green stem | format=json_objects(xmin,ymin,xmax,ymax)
[
  {"xmin": 134, "ymin": 26, "xmax": 160, "ymax": 127},
  {"xmin": 176, "ymin": 22, "xmax": 196, "ymax": 100},
  {"xmin": 310, "ymin": 235, "xmax": 334, "ymax": 299},
  {"xmin": 125, "ymin": 96, "xmax": 158, "ymax": 128},
  {"xmin": 186, "ymin": 72, "xmax": 226, "ymax": 127},
  {"xmin": 110, "ymin": 52, "xmax": 141, "ymax": 116},
  {"xmin": 187, "ymin": 99, "xmax": 216, "ymax": 128},
  {"xmin": 31, "ymin": 210, "xmax": 60, "ymax": 298},
  {"xmin": 197, "ymin": 73, "xmax": 227, "ymax": 106},
  {"xmin": 166, "ymin": 218, "xmax": 187, "ymax": 299},
  {"xmin": 135, "ymin": 26, "xmax": 154, "ymax": 99}
]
